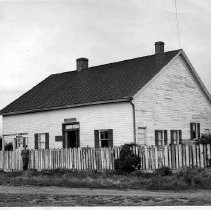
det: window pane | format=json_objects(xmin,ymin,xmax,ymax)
[
  {"xmin": 65, "ymin": 125, "xmax": 73, "ymax": 130},
  {"xmin": 72, "ymin": 124, "xmax": 79, "ymax": 129},
  {"xmin": 104, "ymin": 131, "xmax": 108, "ymax": 139},
  {"xmin": 101, "ymin": 140, "xmax": 109, "ymax": 148},
  {"xmin": 100, "ymin": 132, "xmax": 105, "ymax": 139},
  {"xmin": 100, "ymin": 131, "xmax": 109, "ymax": 140}
]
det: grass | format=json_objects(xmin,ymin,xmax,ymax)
[{"xmin": 1, "ymin": 168, "xmax": 211, "ymax": 191}]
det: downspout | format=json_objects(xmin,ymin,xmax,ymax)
[{"xmin": 129, "ymin": 97, "xmax": 136, "ymax": 144}]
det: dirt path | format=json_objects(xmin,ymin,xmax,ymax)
[{"xmin": 0, "ymin": 185, "xmax": 211, "ymax": 206}]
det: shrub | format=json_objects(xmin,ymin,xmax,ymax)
[
  {"xmin": 198, "ymin": 134, "xmax": 211, "ymax": 144},
  {"xmin": 155, "ymin": 166, "xmax": 172, "ymax": 176},
  {"xmin": 114, "ymin": 143, "xmax": 141, "ymax": 173},
  {"xmin": 4, "ymin": 142, "xmax": 13, "ymax": 151}
]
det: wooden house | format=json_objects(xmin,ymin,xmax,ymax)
[{"xmin": 1, "ymin": 42, "xmax": 211, "ymax": 149}]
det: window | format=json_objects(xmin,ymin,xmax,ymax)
[
  {"xmin": 138, "ymin": 127, "xmax": 147, "ymax": 145},
  {"xmin": 100, "ymin": 130, "xmax": 109, "ymax": 147},
  {"xmin": 15, "ymin": 136, "xmax": 28, "ymax": 149},
  {"xmin": 170, "ymin": 130, "xmax": 182, "ymax": 145},
  {"xmin": 35, "ymin": 133, "xmax": 49, "ymax": 149},
  {"xmin": 155, "ymin": 130, "xmax": 168, "ymax": 146},
  {"xmin": 190, "ymin": 123, "xmax": 200, "ymax": 140},
  {"xmin": 94, "ymin": 129, "xmax": 113, "ymax": 148}
]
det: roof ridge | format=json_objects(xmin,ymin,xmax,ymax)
[{"xmin": 52, "ymin": 49, "xmax": 182, "ymax": 76}]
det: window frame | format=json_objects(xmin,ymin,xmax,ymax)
[
  {"xmin": 35, "ymin": 133, "xmax": 49, "ymax": 150},
  {"xmin": 137, "ymin": 127, "xmax": 147, "ymax": 145},
  {"xmin": 157, "ymin": 130, "xmax": 164, "ymax": 146},
  {"xmin": 99, "ymin": 130, "xmax": 110, "ymax": 148},
  {"xmin": 190, "ymin": 122, "xmax": 200, "ymax": 140},
  {"xmin": 170, "ymin": 130, "xmax": 181, "ymax": 145},
  {"xmin": 155, "ymin": 130, "xmax": 168, "ymax": 146}
]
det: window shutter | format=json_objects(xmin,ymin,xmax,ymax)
[
  {"xmin": 35, "ymin": 134, "xmax": 38, "ymax": 149},
  {"xmin": 108, "ymin": 129, "xmax": 113, "ymax": 148},
  {"xmin": 164, "ymin": 130, "xmax": 168, "ymax": 145},
  {"xmin": 197, "ymin": 123, "xmax": 200, "ymax": 140},
  {"xmin": 0, "ymin": 138, "xmax": 2, "ymax": 151},
  {"xmin": 94, "ymin": 130, "xmax": 99, "ymax": 148},
  {"xmin": 15, "ymin": 138, "xmax": 17, "ymax": 149},
  {"xmin": 45, "ymin": 133, "xmax": 49, "ymax": 149},
  {"xmin": 170, "ymin": 130, "xmax": 174, "ymax": 145},
  {"xmin": 190, "ymin": 123, "xmax": 194, "ymax": 139},
  {"xmin": 62, "ymin": 133, "xmax": 65, "ymax": 149},
  {"xmin": 179, "ymin": 130, "xmax": 182, "ymax": 144},
  {"xmin": 155, "ymin": 130, "xmax": 158, "ymax": 146},
  {"xmin": 23, "ymin": 138, "xmax": 26, "ymax": 148}
]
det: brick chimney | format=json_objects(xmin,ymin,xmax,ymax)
[
  {"xmin": 155, "ymin": 41, "xmax": 164, "ymax": 54},
  {"xmin": 76, "ymin": 58, "xmax": 88, "ymax": 71}
]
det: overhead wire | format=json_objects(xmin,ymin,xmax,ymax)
[{"xmin": 174, "ymin": 0, "xmax": 181, "ymax": 48}]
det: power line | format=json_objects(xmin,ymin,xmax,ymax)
[{"xmin": 174, "ymin": 0, "xmax": 181, "ymax": 48}]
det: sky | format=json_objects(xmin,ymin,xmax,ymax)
[{"xmin": 0, "ymin": 0, "xmax": 211, "ymax": 135}]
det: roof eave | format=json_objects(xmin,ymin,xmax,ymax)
[{"xmin": 1, "ymin": 97, "xmax": 131, "ymax": 116}]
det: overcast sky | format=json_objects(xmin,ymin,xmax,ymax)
[{"xmin": 0, "ymin": 0, "xmax": 211, "ymax": 135}]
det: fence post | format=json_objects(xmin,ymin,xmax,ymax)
[
  {"xmin": 178, "ymin": 144, "xmax": 182, "ymax": 169},
  {"xmin": 192, "ymin": 144, "xmax": 196, "ymax": 168},
  {"xmin": 186, "ymin": 145, "xmax": 189, "ymax": 167},
  {"xmin": 199, "ymin": 144, "xmax": 204, "ymax": 168},
  {"xmin": 207, "ymin": 144, "xmax": 211, "ymax": 167}
]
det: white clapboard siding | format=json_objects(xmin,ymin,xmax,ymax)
[{"xmin": 133, "ymin": 55, "xmax": 211, "ymax": 146}]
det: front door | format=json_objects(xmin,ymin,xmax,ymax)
[{"xmin": 62, "ymin": 123, "xmax": 80, "ymax": 148}]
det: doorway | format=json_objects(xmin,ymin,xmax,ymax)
[
  {"xmin": 62, "ymin": 122, "xmax": 80, "ymax": 148},
  {"xmin": 66, "ymin": 130, "xmax": 79, "ymax": 148}
]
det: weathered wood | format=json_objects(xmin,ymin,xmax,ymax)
[
  {"xmin": 178, "ymin": 145, "xmax": 182, "ymax": 169},
  {"xmin": 1, "ymin": 144, "xmax": 211, "ymax": 171},
  {"xmin": 186, "ymin": 145, "xmax": 189, "ymax": 167},
  {"xmin": 199, "ymin": 144, "xmax": 204, "ymax": 168},
  {"xmin": 192, "ymin": 144, "xmax": 196, "ymax": 167}
]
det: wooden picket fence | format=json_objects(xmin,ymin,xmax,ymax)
[{"xmin": 0, "ymin": 144, "xmax": 211, "ymax": 171}]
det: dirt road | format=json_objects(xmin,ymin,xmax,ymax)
[{"xmin": 0, "ymin": 185, "xmax": 211, "ymax": 206}]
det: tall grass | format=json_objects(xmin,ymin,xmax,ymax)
[{"xmin": 0, "ymin": 168, "xmax": 211, "ymax": 191}]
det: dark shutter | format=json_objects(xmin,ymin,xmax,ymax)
[
  {"xmin": 0, "ymin": 138, "xmax": 2, "ymax": 151},
  {"xmin": 35, "ymin": 134, "xmax": 38, "ymax": 149},
  {"xmin": 62, "ymin": 134, "xmax": 65, "ymax": 148},
  {"xmin": 23, "ymin": 138, "xmax": 26, "ymax": 148},
  {"xmin": 45, "ymin": 133, "xmax": 49, "ymax": 149},
  {"xmin": 190, "ymin": 123, "xmax": 194, "ymax": 139},
  {"xmin": 108, "ymin": 129, "xmax": 113, "ymax": 148},
  {"xmin": 94, "ymin": 130, "xmax": 99, "ymax": 148},
  {"xmin": 179, "ymin": 130, "xmax": 182, "ymax": 144},
  {"xmin": 164, "ymin": 130, "xmax": 168, "ymax": 145},
  {"xmin": 170, "ymin": 130, "xmax": 174, "ymax": 145},
  {"xmin": 76, "ymin": 130, "xmax": 80, "ymax": 147},
  {"xmin": 15, "ymin": 138, "xmax": 17, "ymax": 149},
  {"xmin": 155, "ymin": 130, "xmax": 158, "ymax": 146},
  {"xmin": 197, "ymin": 123, "xmax": 200, "ymax": 140}
]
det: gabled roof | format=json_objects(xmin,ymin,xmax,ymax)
[{"xmin": 0, "ymin": 49, "xmax": 185, "ymax": 115}]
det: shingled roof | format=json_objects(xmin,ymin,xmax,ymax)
[{"xmin": 0, "ymin": 49, "xmax": 182, "ymax": 115}]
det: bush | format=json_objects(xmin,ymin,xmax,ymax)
[
  {"xmin": 198, "ymin": 134, "xmax": 211, "ymax": 144},
  {"xmin": 4, "ymin": 142, "xmax": 13, "ymax": 151},
  {"xmin": 155, "ymin": 166, "xmax": 172, "ymax": 176},
  {"xmin": 114, "ymin": 144, "xmax": 141, "ymax": 173}
]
